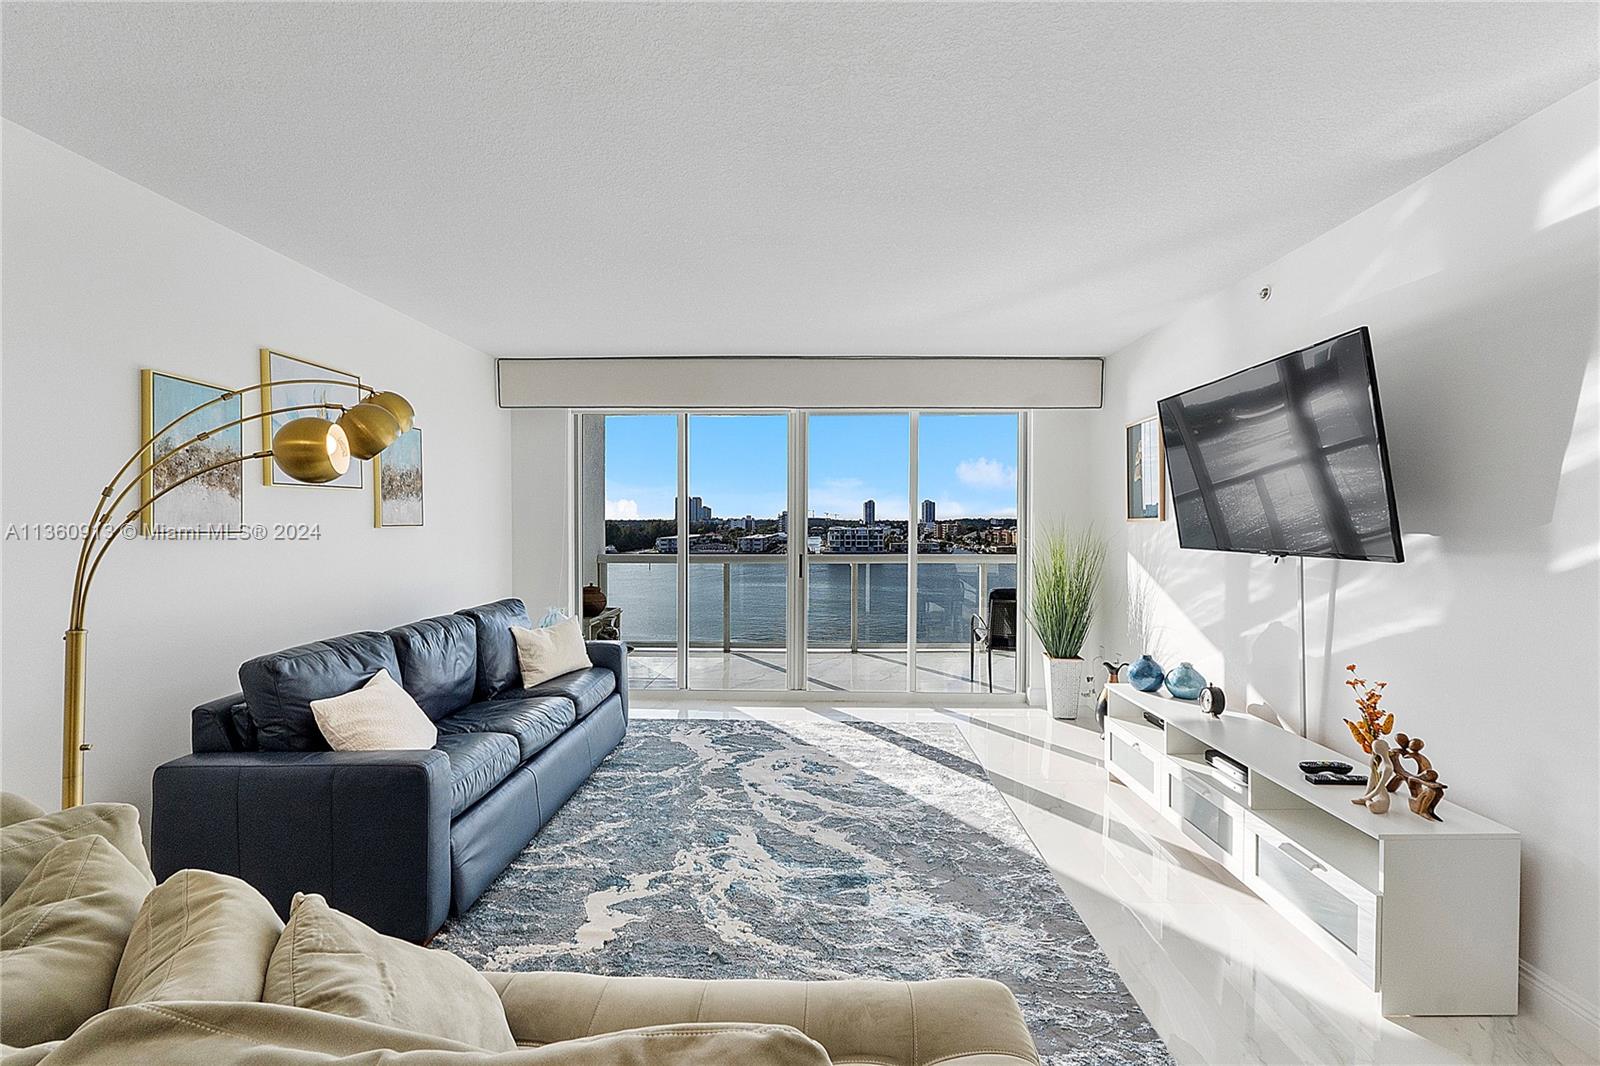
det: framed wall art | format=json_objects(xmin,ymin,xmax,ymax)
[
  {"xmin": 374, "ymin": 426, "xmax": 423, "ymax": 527},
  {"xmin": 1125, "ymin": 416, "xmax": 1165, "ymax": 522},
  {"xmin": 260, "ymin": 348, "xmax": 363, "ymax": 488},
  {"xmin": 140, "ymin": 369, "xmax": 244, "ymax": 536}
]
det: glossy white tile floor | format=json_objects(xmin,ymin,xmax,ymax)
[{"xmin": 630, "ymin": 699, "xmax": 1590, "ymax": 1066}]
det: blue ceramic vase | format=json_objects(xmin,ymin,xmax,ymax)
[
  {"xmin": 1127, "ymin": 655, "xmax": 1165, "ymax": 692},
  {"xmin": 1164, "ymin": 662, "xmax": 1206, "ymax": 701}
]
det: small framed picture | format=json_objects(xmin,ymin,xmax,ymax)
[
  {"xmin": 374, "ymin": 427, "xmax": 423, "ymax": 527},
  {"xmin": 261, "ymin": 348, "xmax": 363, "ymax": 488},
  {"xmin": 140, "ymin": 369, "xmax": 244, "ymax": 537},
  {"xmin": 1125, "ymin": 416, "xmax": 1165, "ymax": 522}
]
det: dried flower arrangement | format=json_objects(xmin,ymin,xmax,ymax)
[{"xmin": 1342, "ymin": 664, "xmax": 1393, "ymax": 754}]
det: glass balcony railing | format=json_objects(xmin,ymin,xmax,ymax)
[{"xmin": 598, "ymin": 554, "xmax": 1016, "ymax": 650}]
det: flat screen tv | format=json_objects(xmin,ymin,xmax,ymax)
[{"xmin": 1156, "ymin": 326, "xmax": 1403, "ymax": 562}]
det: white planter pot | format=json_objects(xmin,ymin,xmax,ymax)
[{"xmin": 1043, "ymin": 656, "xmax": 1092, "ymax": 721}]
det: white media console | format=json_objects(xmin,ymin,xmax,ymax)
[{"xmin": 1103, "ymin": 684, "xmax": 1520, "ymax": 1016}]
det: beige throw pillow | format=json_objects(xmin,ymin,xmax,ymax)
[
  {"xmin": 510, "ymin": 617, "xmax": 592, "ymax": 688},
  {"xmin": 0, "ymin": 802, "xmax": 154, "ymax": 905},
  {"xmin": 310, "ymin": 669, "xmax": 437, "ymax": 751},
  {"xmin": 263, "ymin": 892, "xmax": 515, "ymax": 1051},
  {"xmin": 111, "ymin": 868, "xmax": 284, "ymax": 1007},
  {"xmin": 0, "ymin": 835, "xmax": 150, "ymax": 1046}
]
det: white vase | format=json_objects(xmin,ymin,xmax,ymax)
[{"xmin": 1043, "ymin": 656, "xmax": 1091, "ymax": 721}]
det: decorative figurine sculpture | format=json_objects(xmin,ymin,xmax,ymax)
[
  {"xmin": 1344, "ymin": 667, "xmax": 1450, "ymax": 821},
  {"xmin": 1386, "ymin": 732, "xmax": 1448, "ymax": 821},
  {"xmin": 1353, "ymin": 736, "xmax": 1396, "ymax": 814},
  {"xmin": 1094, "ymin": 661, "xmax": 1129, "ymax": 731}
]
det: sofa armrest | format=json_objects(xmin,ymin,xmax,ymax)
[
  {"xmin": 585, "ymin": 640, "xmax": 628, "ymax": 721},
  {"xmin": 485, "ymin": 973, "xmax": 1039, "ymax": 1065},
  {"xmin": 151, "ymin": 749, "xmax": 452, "ymax": 942}
]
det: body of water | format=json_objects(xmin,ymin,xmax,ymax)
[{"xmin": 599, "ymin": 557, "xmax": 1016, "ymax": 648}]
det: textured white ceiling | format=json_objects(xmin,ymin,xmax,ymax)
[{"xmin": 3, "ymin": 3, "xmax": 1595, "ymax": 357}]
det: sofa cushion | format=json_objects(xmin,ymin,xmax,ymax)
[
  {"xmin": 433, "ymin": 732, "xmax": 520, "ymax": 817},
  {"xmin": 1, "ymin": 793, "xmax": 47, "ymax": 828},
  {"xmin": 264, "ymin": 891, "xmax": 515, "ymax": 1051},
  {"xmin": 191, "ymin": 694, "xmax": 255, "ymax": 753},
  {"xmin": 455, "ymin": 598, "xmax": 531, "ymax": 701},
  {"xmin": 310, "ymin": 669, "xmax": 438, "ymax": 752},
  {"xmin": 516, "ymin": 667, "xmax": 617, "ymax": 719},
  {"xmin": 240, "ymin": 632, "xmax": 401, "ymax": 751},
  {"xmin": 487, "ymin": 972, "xmax": 1036, "ymax": 1066},
  {"xmin": 0, "ymin": 835, "xmax": 151, "ymax": 1046},
  {"xmin": 510, "ymin": 617, "xmax": 593, "ymax": 689},
  {"xmin": 436, "ymin": 696, "xmax": 576, "ymax": 762},
  {"xmin": 111, "ymin": 869, "xmax": 283, "ymax": 1007},
  {"xmin": 1, "ymin": 802, "xmax": 155, "ymax": 904},
  {"xmin": 386, "ymin": 614, "xmax": 478, "ymax": 720}
]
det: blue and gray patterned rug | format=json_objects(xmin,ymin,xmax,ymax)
[{"xmin": 434, "ymin": 719, "xmax": 1168, "ymax": 1065}]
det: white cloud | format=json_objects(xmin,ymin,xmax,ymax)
[
  {"xmin": 956, "ymin": 457, "xmax": 1017, "ymax": 490},
  {"xmin": 606, "ymin": 498, "xmax": 640, "ymax": 520}
]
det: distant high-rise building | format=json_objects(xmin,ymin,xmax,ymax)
[
  {"xmin": 921, "ymin": 499, "xmax": 936, "ymax": 525},
  {"xmin": 777, "ymin": 510, "xmax": 788, "ymax": 533},
  {"xmin": 863, "ymin": 499, "xmax": 876, "ymax": 525},
  {"xmin": 687, "ymin": 497, "xmax": 713, "ymax": 524}
]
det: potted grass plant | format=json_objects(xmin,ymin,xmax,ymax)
[{"xmin": 1028, "ymin": 525, "xmax": 1106, "ymax": 721}]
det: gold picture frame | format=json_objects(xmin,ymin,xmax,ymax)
[
  {"xmin": 260, "ymin": 348, "xmax": 364, "ymax": 488},
  {"xmin": 373, "ymin": 426, "xmax": 423, "ymax": 527},
  {"xmin": 1125, "ymin": 416, "xmax": 1166, "ymax": 522},
  {"xmin": 140, "ymin": 369, "xmax": 245, "ymax": 536}
]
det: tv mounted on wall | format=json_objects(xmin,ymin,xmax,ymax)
[{"xmin": 1156, "ymin": 326, "xmax": 1404, "ymax": 563}]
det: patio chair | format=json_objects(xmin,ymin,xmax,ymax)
[{"xmin": 969, "ymin": 587, "xmax": 1017, "ymax": 692}]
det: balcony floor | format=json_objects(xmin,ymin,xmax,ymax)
[{"xmin": 626, "ymin": 648, "xmax": 1018, "ymax": 693}]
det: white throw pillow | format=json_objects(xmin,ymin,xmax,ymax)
[
  {"xmin": 310, "ymin": 669, "xmax": 437, "ymax": 751},
  {"xmin": 511, "ymin": 617, "xmax": 592, "ymax": 688}
]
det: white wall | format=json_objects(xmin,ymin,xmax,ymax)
[
  {"xmin": 1090, "ymin": 84, "xmax": 1599, "ymax": 1047},
  {"xmin": 0, "ymin": 122, "xmax": 514, "ymax": 819},
  {"xmin": 509, "ymin": 409, "xmax": 575, "ymax": 619}
]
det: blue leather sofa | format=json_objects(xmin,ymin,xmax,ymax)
[{"xmin": 150, "ymin": 598, "xmax": 628, "ymax": 942}]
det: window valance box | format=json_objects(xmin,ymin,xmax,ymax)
[{"xmin": 496, "ymin": 355, "xmax": 1102, "ymax": 410}]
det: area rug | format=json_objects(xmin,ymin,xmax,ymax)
[{"xmin": 434, "ymin": 719, "xmax": 1170, "ymax": 1065}]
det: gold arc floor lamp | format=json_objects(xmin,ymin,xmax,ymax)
[{"xmin": 60, "ymin": 380, "xmax": 415, "ymax": 809}]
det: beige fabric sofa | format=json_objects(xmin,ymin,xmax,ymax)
[{"xmin": 0, "ymin": 795, "xmax": 1038, "ymax": 1065}]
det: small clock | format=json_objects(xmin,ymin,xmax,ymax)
[{"xmin": 1200, "ymin": 684, "xmax": 1226, "ymax": 717}]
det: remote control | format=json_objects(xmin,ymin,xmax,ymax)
[
  {"xmin": 1298, "ymin": 760, "xmax": 1353, "ymax": 775},
  {"xmin": 1305, "ymin": 772, "xmax": 1367, "ymax": 786}
]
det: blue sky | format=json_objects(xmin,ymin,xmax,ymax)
[{"xmin": 603, "ymin": 413, "xmax": 1017, "ymax": 521}]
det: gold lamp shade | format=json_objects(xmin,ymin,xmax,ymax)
[
  {"xmin": 337, "ymin": 401, "xmax": 402, "ymax": 460},
  {"xmin": 272, "ymin": 417, "xmax": 351, "ymax": 483},
  {"xmin": 364, "ymin": 391, "xmax": 415, "ymax": 435}
]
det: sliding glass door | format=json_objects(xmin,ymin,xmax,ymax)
[
  {"xmin": 578, "ymin": 409, "xmax": 1025, "ymax": 696},
  {"xmin": 584, "ymin": 413, "xmax": 680, "ymax": 690},
  {"xmin": 914, "ymin": 414, "xmax": 1021, "ymax": 693},
  {"xmin": 686, "ymin": 414, "xmax": 789, "ymax": 691},
  {"xmin": 803, "ymin": 414, "xmax": 910, "ymax": 692}
]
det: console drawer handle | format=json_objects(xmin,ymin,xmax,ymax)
[{"xmin": 1277, "ymin": 840, "xmax": 1325, "ymax": 873}]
